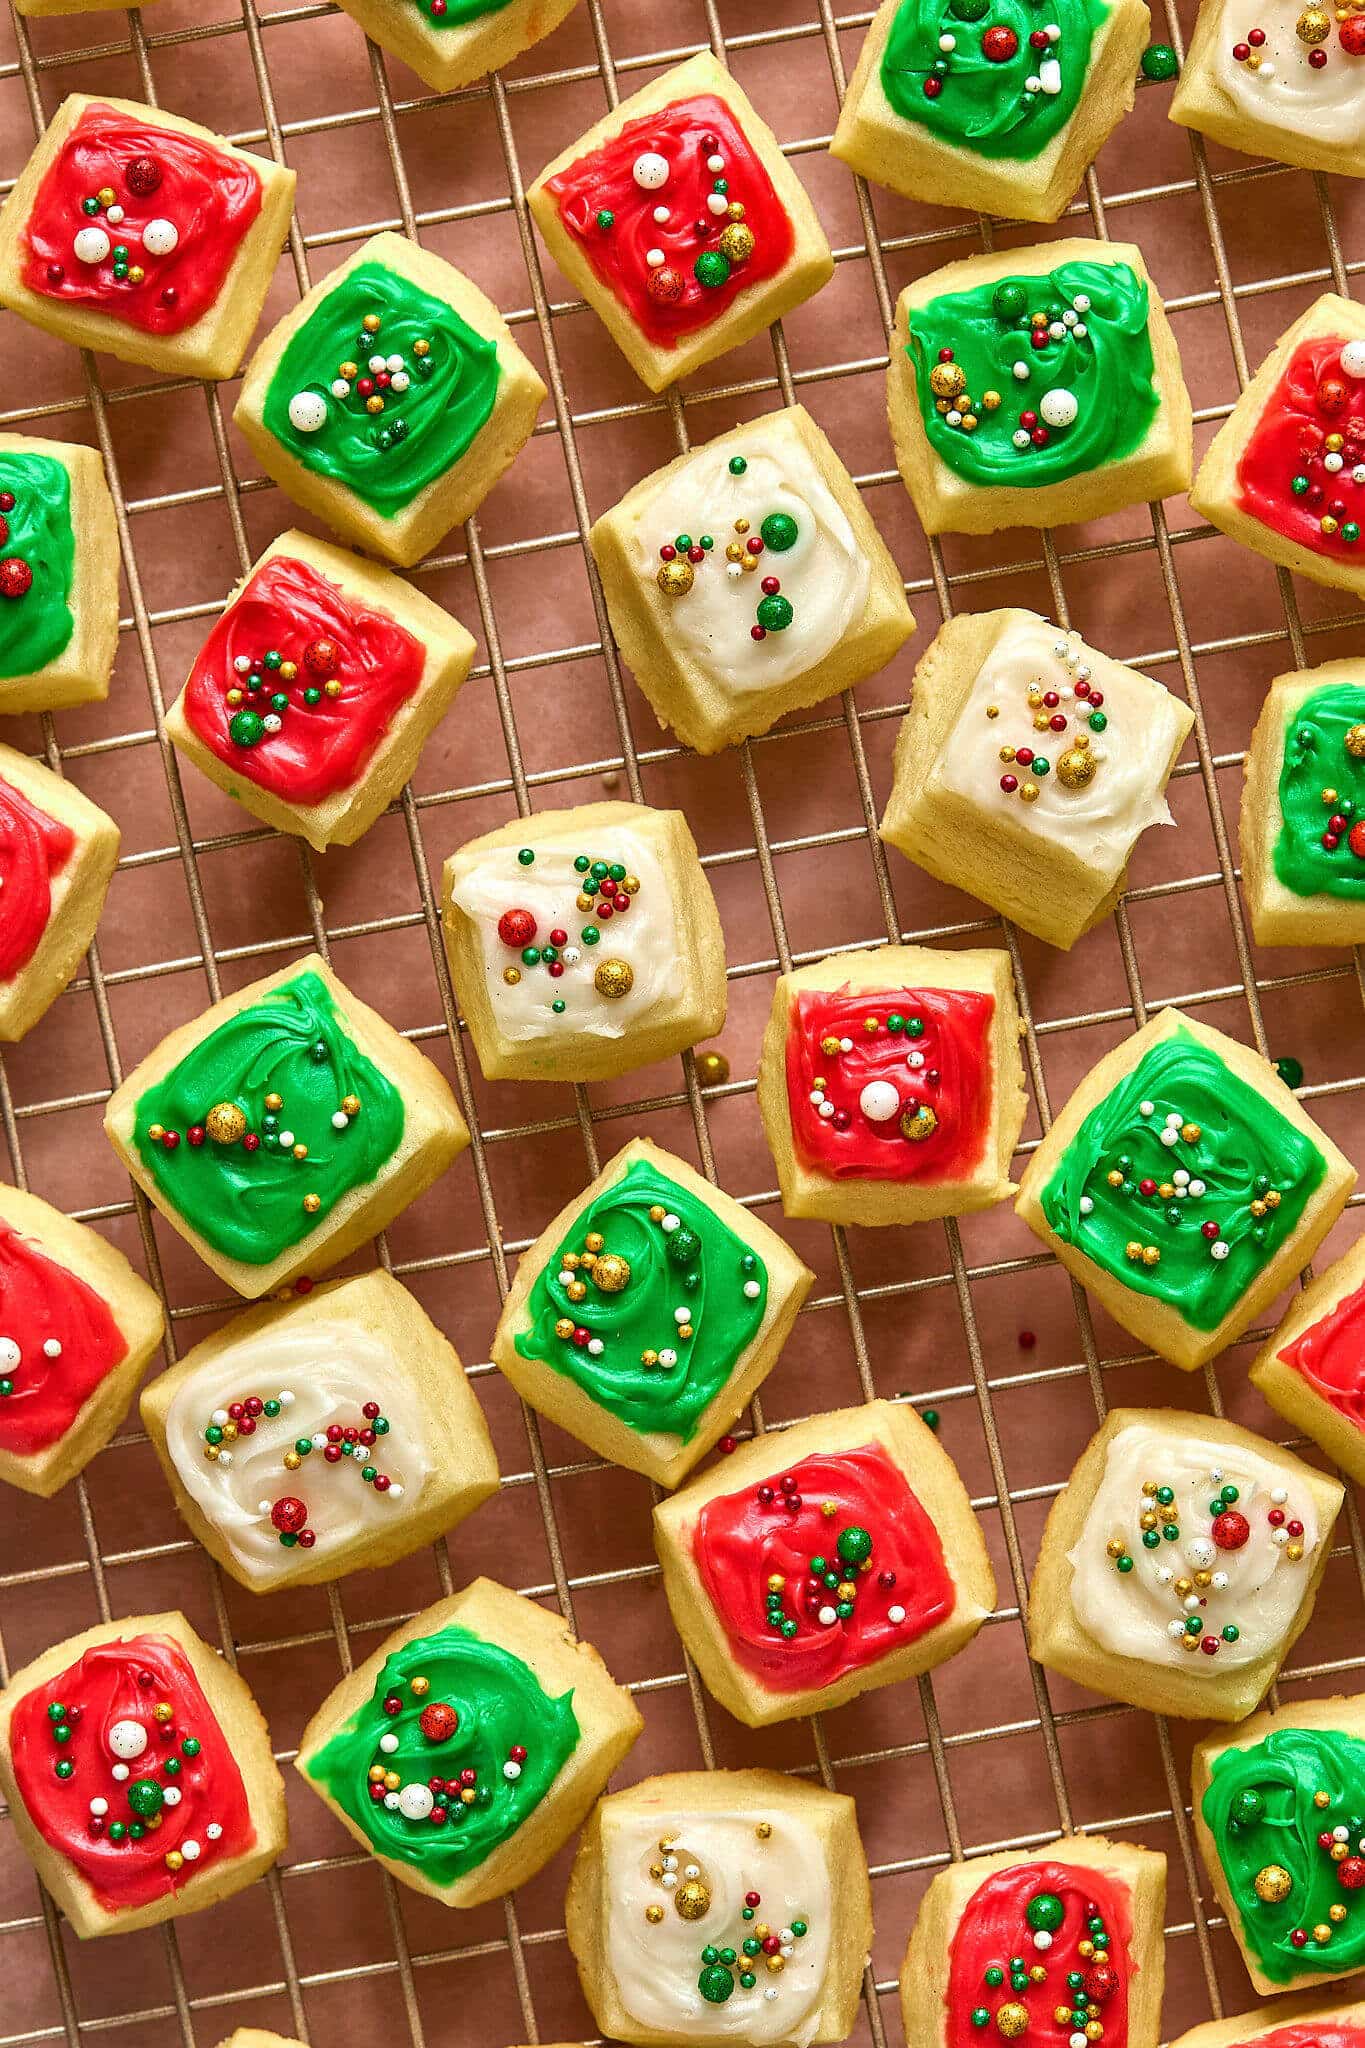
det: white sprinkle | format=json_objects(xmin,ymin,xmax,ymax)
[
  {"xmin": 312, "ymin": 1432, "xmax": 327, "ymax": 1450},
  {"xmin": 390, "ymin": 371, "xmax": 410, "ymax": 393},
  {"xmin": 1040, "ymin": 57, "xmax": 1062, "ymax": 90},
  {"xmin": 1063, "ymin": 309, "xmax": 1078, "ymax": 327},
  {"xmin": 206, "ymin": 1823, "xmax": 222, "ymax": 1841},
  {"xmin": 163, "ymin": 1786, "xmax": 182, "ymax": 1807},
  {"xmin": 1079, "ymin": 1195, "xmax": 1094, "ymax": 1214},
  {"xmin": 109, "ymin": 1719, "xmax": 148, "ymax": 1760},
  {"xmin": 1168, "ymin": 1619, "xmax": 1187, "ymax": 1639},
  {"xmin": 1033, "ymin": 1931, "xmax": 1053, "ymax": 1950},
  {"xmin": 1212, "ymin": 1570, "xmax": 1229, "ymax": 1590},
  {"xmin": 389, "ymin": 1483, "xmax": 404, "ymax": 1499},
  {"xmin": 234, "ymin": 656, "xmax": 252, "ymax": 674},
  {"xmin": 707, "ymin": 153, "xmax": 725, "ymax": 172},
  {"xmin": 1166, "ymin": 1110, "xmax": 1183, "ymax": 1126},
  {"xmin": 1160, "ymin": 1129, "xmax": 1178, "ymax": 1147},
  {"xmin": 1156, "ymin": 1566, "xmax": 1173, "ymax": 1585},
  {"xmin": 74, "ymin": 226, "xmax": 111, "ymax": 265},
  {"xmin": 888, "ymin": 1603, "xmax": 906, "ymax": 1623},
  {"xmin": 859, "ymin": 1079, "xmax": 901, "ymax": 1123},
  {"xmin": 263, "ymin": 713, "xmax": 283, "ymax": 734},
  {"xmin": 1272, "ymin": 1487, "xmax": 1288, "ymax": 1503},
  {"xmin": 1073, "ymin": 323, "xmax": 1088, "ymax": 340},
  {"xmin": 504, "ymin": 1760, "xmax": 522, "ymax": 1779},
  {"xmin": 1326, "ymin": 452, "xmax": 1345, "ymax": 474},
  {"xmin": 369, "ymin": 354, "xmax": 387, "ymax": 374},
  {"xmin": 633, "ymin": 150, "xmax": 670, "ymax": 191},
  {"xmin": 0, "ymin": 1337, "xmax": 19, "ymax": 1369},
  {"xmin": 180, "ymin": 1838, "xmax": 201, "ymax": 1861},
  {"xmin": 653, "ymin": 204, "xmax": 670, "ymax": 223},
  {"xmin": 258, "ymin": 1498, "xmax": 272, "ymax": 1514},
  {"xmin": 141, "ymin": 217, "xmax": 179, "ymax": 256},
  {"xmin": 662, "ymin": 1213, "xmax": 680, "ymax": 1232},
  {"xmin": 332, "ymin": 1111, "xmax": 350, "ymax": 1129},
  {"xmin": 1013, "ymin": 429, "xmax": 1032, "ymax": 449},
  {"xmin": 947, "ymin": 409, "xmax": 963, "ymax": 427},
  {"xmin": 743, "ymin": 1280, "xmax": 761, "ymax": 1298},
  {"xmin": 1341, "ymin": 340, "xmax": 1365, "ymax": 379},
  {"xmin": 1272, "ymin": 1526, "xmax": 1289, "ymax": 1546},
  {"xmin": 1047, "ymin": 320, "xmax": 1065, "ymax": 340},
  {"xmin": 1140, "ymin": 1100, "xmax": 1155, "ymax": 1115},
  {"xmin": 1184, "ymin": 1593, "xmax": 1201, "ymax": 1612},
  {"xmin": 384, "ymin": 1792, "xmax": 400, "ymax": 1810},
  {"xmin": 106, "ymin": 204, "xmax": 125, "ymax": 225},
  {"xmin": 1211, "ymin": 1241, "xmax": 1230, "ymax": 1261},
  {"xmin": 89, "ymin": 1798, "xmax": 108, "ymax": 1816},
  {"xmin": 818, "ymin": 1604, "xmax": 838, "ymax": 1626},
  {"xmin": 839, "ymin": 1037, "xmax": 854, "ymax": 1053},
  {"xmin": 646, "ymin": 247, "xmax": 665, "ymax": 268},
  {"xmin": 1189, "ymin": 1179, "xmax": 1206, "ymax": 1197},
  {"xmin": 587, "ymin": 1338, "xmax": 604, "ymax": 1356},
  {"xmin": 939, "ymin": 30, "xmax": 956, "ymax": 47},
  {"xmin": 331, "ymin": 379, "xmax": 351, "ymax": 399},
  {"xmin": 287, "ymin": 391, "xmax": 327, "ymax": 434},
  {"xmin": 380, "ymin": 1732, "xmax": 399, "ymax": 1753},
  {"xmin": 1073, "ymin": 293, "xmax": 1091, "ymax": 313},
  {"xmin": 279, "ymin": 1129, "xmax": 295, "ymax": 1148},
  {"xmin": 1025, "ymin": 74, "xmax": 1041, "ymax": 90},
  {"xmin": 818, "ymin": 1100, "xmax": 836, "ymax": 1119},
  {"xmin": 674, "ymin": 1306, "xmax": 691, "ymax": 1324},
  {"xmin": 686, "ymin": 1864, "xmax": 701, "ymax": 1879},
  {"xmin": 707, "ymin": 193, "xmax": 728, "ymax": 216},
  {"xmin": 386, "ymin": 353, "xmax": 404, "ymax": 374},
  {"xmin": 398, "ymin": 1784, "xmax": 434, "ymax": 1820},
  {"xmin": 659, "ymin": 1348, "xmax": 677, "ymax": 1367},
  {"xmin": 1013, "ymin": 360, "xmax": 1030, "ymax": 381},
  {"xmin": 112, "ymin": 1763, "xmax": 129, "ymax": 1781},
  {"xmin": 662, "ymin": 1871, "xmax": 678, "ymax": 1887}
]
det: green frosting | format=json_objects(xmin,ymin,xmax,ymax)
[
  {"xmin": 907, "ymin": 259, "xmax": 1159, "ymax": 489},
  {"xmin": 880, "ymin": 0, "xmax": 1108, "ymax": 159},
  {"xmin": 420, "ymin": 0, "xmax": 514, "ymax": 26},
  {"xmin": 0, "ymin": 451, "xmax": 76, "ymax": 680},
  {"xmin": 261, "ymin": 260, "xmax": 501, "ymax": 518},
  {"xmin": 1038, "ymin": 1024, "xmax": 1327, "ymax": 1331},
  {"xmin": 1202, "ymin": 1725, "xmax": 1365, "ymax": 1980},
  {"xmin": 514, "ymin": 1158, "xmax": 768, "ymax": 1441},
  {"xmin": 1273, "ymin": 685, "xmax": 1365, "ymax": 899},
  {"xmin": 133, "ymin": 970, "xmax": 405, "ymax": 1266},
  {"xmin": 305, "ymin": 1623, "xmax": 579, "ymax": 1887}
]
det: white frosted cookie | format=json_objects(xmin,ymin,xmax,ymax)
[
  {"xmin": 565, "ymin": 1769, "xmax": 872, "ymax": 2048},
  {"xmin": 441, "ymin": 802, "xmax": 727, "ymax": 1083},
  {"xmin": 141, "ymin": 1271, "xmax": 498, "ymax": 1593},
  {"xmin": 1028, "ymin": 1406, "xmax": 1344, "ymax": 1721},
  {"xmin": 1172, "ymin": 0, "xmax": 1365, "ymax": 177},
  {"xmin": 590, "ymin": 405, "xmax": 913, "ymax": 754},
  {"xmin": 881, "ymin": 609, "xmax": 1193, "ymax": 949}
]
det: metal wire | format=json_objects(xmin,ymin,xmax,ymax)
[{"xmin": 1, "ymin": 0, "xmax": 1364, "ymax": 2042}]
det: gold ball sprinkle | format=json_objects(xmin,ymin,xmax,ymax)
[
  {"xmin": 554, "ymin": 1317, "xmax": 575, "ymax": 1339},
  {"xmin": 1057, "ymin": 743, "xmax": 1097, "ymax": 790},
  {"xmin": 1315, "ymin": 1789, "xmax": 1332, "ymax": 1808},
  {"xmin": 1298, "ymin": 4, "xmax": 1332, "ymax": 39},
  {"xmin": 594, "ymin": 958, "xmax": 634, "ymax": 999},
  {"xmin": 592, "ymin": 1252, "xmax": 632, "ymax": 1294},
  {"xmin": 324, "ymin": 678, "xmax": 343, "ymax": 698},
  {"xmin": 646, "ymin": 1904, "xmax": 665, "ymax": 1924},
  {"xmin": 697, "ymin": 1048, "xmax": 731, "ymax": 1086},
  {"xmin": 1345, "ymin": 724, "xmax": 1365, "ymax": 759},
  {"xmin": 303, "ymin": 1192, "xmax": 322, "ymax": 1214},
  {"xmin": 930, "ymin": 362, "xmax": 967, "ymax": 401},
  {"xmin": 1255, "ymin": 1864, "xmax": 1293, "ymax": 1904},
  {"xmin": 675, "ymin": 1879, "xmax": 712, "ymax": 1920},
  {"xmin": 995, "ymin": 2004, "xmax": 1029, "ymax": 2039},
  {"xmin": 900, "ymin": 1104, "xmax": 938, "ymax": 1142},
  {"xmin": 503, "ymin": 966, "xmax": 522, "ymax": 985},
  {"xmin": 206, "ymin": 1101, "xmax": 247, "ymax": 1145},
  {"xmin": 719, "ymin": 222, "xmax": 756, "ymax": 263},
  {"xmin": 756, "ymin": 1821, "xmax": 772, "ymax": 1840},
  {"xmin": 363, "ymin": 312, "xmax": 382, "ymax": 332},
  {"xmin": 657, "ymin": 558, "xmax": 695, "ymax": 598},
  {"xmin": 410, "ymin": 1676, "xmax": 430, "ymax": 1696},
  {"xmin": 154, "ymin": 1702, "xmax": 174, "ymax": 1724},
  {"xmin": 165, "ymin": 1850, "xmax": 184, "ymax": 1872}
]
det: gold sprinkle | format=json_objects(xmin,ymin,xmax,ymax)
[
  {"xmin": 756, "ymin": 1822, "xmax": 772, "ymax": 1840},
  {"xmin": 646, "ymin": 1904, "xmax": 665, "ymax": 1924},
  {"xmin": 303, "ymin": 1192, "xmax": 321, "ymax": 1214}
]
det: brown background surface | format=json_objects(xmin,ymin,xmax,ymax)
[{"xmin": 2, "ymin": 0, "xmax": 1365, "ymax": 2041}]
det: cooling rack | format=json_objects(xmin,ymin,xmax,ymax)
[{"xmin": 3, "ymin": 0, "xmax": 1365, "ymax": 2040}]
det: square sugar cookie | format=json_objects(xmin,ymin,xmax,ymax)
[
  {"xmin": 887, "ymin": 237, "xmax": 1192, "ymax": 535},
  {"xmin": 881, "ymin": 609, "xmax": 1193, "ymax": 949},
  {"xmin": 527, "ymin": 52, "xmax": 834, "ymax": 394},
  {"xmin": 565, "ymin": 1768, "xmax": 872, "ymax": 2048},
  {"xmin": 296, "ymin": 1576, "xmax": 642, "ymax": 1909},
  {"xmin": 333, "ymin": 0, "xmax": 579, "ymax": 95},
  {"xmin": 0, "ymin": 1609, "xmax": 286, "ymax": 1938},
  {"xmin": 1241, "ymin": 658, "xmax": 1365, "ymax": 946},
  {"xmin": 1190, "ymin": 295, "xmax": 1365, "ymax": 599},
  {"xmin": 164, "ymin": 529, "xmax": 476, "ymax": 851},
  {"xmin": 756, "ymin": 943, "xmax": 1027, "ymax": 1226},
  {"xmin": 1027, "ymin": 1405, "xmax": 1344, "ymax": 1721},
  {"xmin": 0, "ymin": 743, "xmax": 119, "ymax": 1042},
  {"xmin": 103, "ymin": 951, "xmax": 469, "ymax": 1300},
  {"xmin": 1015, "ymin": 1007, "xmax": 1354, "ymax": 1371},
  {"xmin": 1250, "ymin": 1234, "xmax": 1365, "ymax": 1488},
  {"xmin": 832, "ymin": 0, "xmax": 1151, "ymax": 225},
  {"xmin": 140, "ymin": 1270, "xmax": 498, "ymax": 1594},
  {"xmin": 0, "ymin": 434, "xmax": 119, "ymax": 715},
  {"xmin": 491, "ymin": 1136, "xmax": 813, "ymax": 1488},
  {"xmin": 0, "ymin": 1183, "xmax": 163, "ymax": 1499},
  {"xmin": 215, "ymin": 2034, "xmax": 306, "ymax": 2048},
  {"xmin": 1167, "ymin": 1999, "xmax": 1365, "ymax": 2048},
  {"xmin": 0, "ymin": 96, "xmax": 296, "ymax": 382},
  {"xmin": 235, "ymin": 231, "xmax": 546, "ymax": 569},
  {"xmin": 1193, "ymin": 1693, "xmax": 1365, "ymax": 1997},
  {"xmin": 589, "ymin": 404, "xmax": 914, "ymax": 755},
  {"xmin": 901, "ymin": 1834, "xmax": 1166, "ymax": 2048},
  {"xmin": 653, "ymin": 1399, "xmax": 996, "ymax": 1726},
  {"xmin": 440, "ymin": 800, "xmax": 726, "ymax": 1083},
  {"xmin": 1171, "ymin": 0, "xmax": 1365, "ymax": 179}
]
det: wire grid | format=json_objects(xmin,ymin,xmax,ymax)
[{"xmin": 1, "ymin": 0, "xmax": 1365, "ymax": 2041}]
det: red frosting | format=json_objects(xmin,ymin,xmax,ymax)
[
  {"xmin": 1235, "ymin": 335, "xmax": 1365, "ymax": 560},
  {"xmin": 543, "ymin": 93, "xmax": 794, "ymax": 347},
  {"xmin": 0, "ymin": 1223, "xmax": 128, "ymax": 1457},
  {"xmin": 22, "ymin": 103, "xmax": 262, "ymax": 337},
  {"xmin": 182, "ymin": 554, "xmax": 427, "ymax": 806},
  {"xmin": 785, "ymin": 986, "xmax": 995, "ymax": 1182},
  {"xmin": 691, "ymin": 1441, "xmax": 954, "ymax": 1693},
  {"xmin": 0, "ymin": 777, "xmax": 74, "ymax": 984},
  {"xmin": 1278, "ymin": 1274, "xmax": 1365, "ymax": 1431},
  {"xmin": 9, "ymin": 1631, "xmax": 253, "ymax": 1913},
  {"xmin": 946, "ymin": 1862, "xmax": 1133, "ymax": 2048}
]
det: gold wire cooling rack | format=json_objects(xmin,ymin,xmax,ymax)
[{"xmin": 4, "ymin": 0, "xmax": 1365, "ymax": 2041}]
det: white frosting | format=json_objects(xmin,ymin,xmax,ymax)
[
  {"xmin": 1067, "ymin": 1420, "xmax": 1320, "ymax": 1672},
  {"xmin": 450, "ymin": 827, "xmax": 679, "ymax": 1044},
  {"xmin": 1216, "ymin": 0, "xmax": 1365, "ymax": 148},
  {"xmin": 164, "ymin": 1319, "xmax": 432, "ymax": 1583},
  {"xmin": 604, "ymin": 1811, "xmax": 834, "ymax": 2046},
  {"xmin": 628, "ymin": 426, "xmax": 871, "ymax": 696},
  {"xmin": 928, "ymin": 616, "xmax": 1184, "ymax": 871}
]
